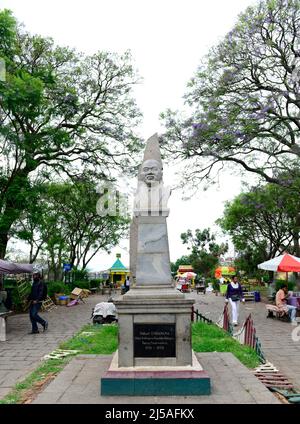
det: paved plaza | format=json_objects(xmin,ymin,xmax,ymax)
[
  {"xmin": 0, "ymin": 294, "xmax": 104, "ymax": 399},
  {"xmin": 32, "ymin": 352, "xmax": 279, "ymax": 404},
  {"xmin": 0, "ymin": 290, "xmax": 299, "ymax": 402}
]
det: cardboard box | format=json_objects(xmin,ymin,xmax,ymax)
[
  {"xmin": 70, "ymin": 287, "xmax": 91, "ymax": 299},
  {"xmin": 70, "ymin": 288, "xmax": 83, "ymax": 300},
  {"xmin": 82, "ymin": 289, "xmax": 91, "ymax": 298}
]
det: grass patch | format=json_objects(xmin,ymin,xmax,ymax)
[
  {"xmin": 0, "ymin": 357, "xmax": 70, "ymax": 404},
  {"xmin": 0, "ymin": 324, "xmax": 118, "ymax": 404},
  {"xmin": 192, "ymin": 321, "xmax": 260, "ymax": 369},
  {"xmin": 59, "ymin": 324, "xmax": 118, "ymax": 354}
]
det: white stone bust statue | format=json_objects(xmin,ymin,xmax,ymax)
[{"xmin": 134, "ymin": 159, "xmax": 171, "ymax": 216}]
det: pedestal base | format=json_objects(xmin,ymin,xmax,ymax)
[
  {"xmin": 115, "ymin": 288, "xmax": 194, "ymax": 367},
  {"xmin": 101, "ymin": 351, "xmax": 211, "ymax": 396}
]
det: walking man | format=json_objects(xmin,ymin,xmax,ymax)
[{"xmin": 28, "ymin": 272, "xmax": 48, "ymax": 334}]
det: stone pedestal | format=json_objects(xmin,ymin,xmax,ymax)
[{"xmin": 116, "ymin": 288, "xmax": 193, "ymax": 367}]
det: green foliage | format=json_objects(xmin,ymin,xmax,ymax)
[
  {"xmin": 14, "ymin": 179, "xmax": 129, "ymax": 279},
  {"xmin": 170, "ymin": 255, "xmax": 191, "ymax": 273},
  {"xmin": 60, "ymin": 324, "xmax": 118, "ymax": 354},
  {"xmin": 180, "ymin": 228, "xmax": 228, "ymax": 277},
  {"xmin": 275, "ymin": 280, "xmax": 295, "ymax": 292},
  {"xmin": 192, "ymin": 322, "xmax": 260, "ymax": 368},
  {"xmin": 89, "ymin": 278, "xmax": 104, "ymax": 286},
  {"xmin": 47, "ymin": 281, "xmax": 70, "ymax": 297},
  {"xmin": 71, "ymin": 267, "xmax": 89, "ymax": 281},
  {"xmin": 218, "ymin": 181, "xmax": 300, "ymax": 274},
  {"xmin": 3, "ymin": 279, "xmax": 31, "ymax": 310},
  {"xmin": 211, "ymin": 279, "xmax": 220, "ymax": 291},
  {"xmin": 0, "ymin": 10, "xmax": 142, "ymax": 259}
]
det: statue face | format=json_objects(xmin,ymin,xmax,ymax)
[{"xmin": 140, "ymin": 159, "xmax": 162, "ymax": 184}]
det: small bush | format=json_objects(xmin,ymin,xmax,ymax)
[
  {"xmin": 47, "ymin": 281, "xmax": 70, "ymax": 297},
  {"xmin": 89, "ymin": 278, "xmax": 104, "ymax": 286}
]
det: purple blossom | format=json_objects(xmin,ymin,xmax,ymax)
[
  {"xmin": 255, "ymin": 203, "xmax": 264, "ymax": 209},
  {"xmin": 192, "ymin": 123, "xmax": 208, "ymax": 131},
  {"xmin": 234, "ymin": 130, "xmax": 243, "ymax": 137}
]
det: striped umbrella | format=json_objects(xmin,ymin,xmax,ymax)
[{"xmin": 257, "ymin": 254, "xmax": 300, "ymax": 272}]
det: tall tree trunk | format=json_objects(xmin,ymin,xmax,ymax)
[
  {"xmin": 0, "ymin": 169, "xmax": 33, "ymax": 259},
  {"xmin": 0, "ymin": 232, "xmax": 9, "ymax": 259}
]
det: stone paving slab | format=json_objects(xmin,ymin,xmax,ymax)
[
  {"xmin": 32, "ymin": 353, "xmax": 280, "ymax": 404},
  {"xmin": 1, "ymin": 289, "xmax": 298, "ymax": 402},
  {"xmin": 0, "ymin": 294, "xmax": 105, "ymax": 398}
]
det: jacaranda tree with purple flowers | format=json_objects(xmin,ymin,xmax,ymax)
[
  {"xmin": 0, "ymin": 10, "xmax": 142, "ymax": 259},
  {"xmin": 161, "ymin": 0, "xmax": 300, "ymax": 189}
]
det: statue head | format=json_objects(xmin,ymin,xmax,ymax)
[{"xmin": 139, "ymin": 159, "xmax": 163, "ymax": 186}]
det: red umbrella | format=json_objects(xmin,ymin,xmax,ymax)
[{"xmin": 257, "ymin": 253, "xmax": 300, "ymax": 272}]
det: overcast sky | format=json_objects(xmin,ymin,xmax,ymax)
[{"xmin": 1, "ymin": 0, "xmax": 257, "ymax": 270}]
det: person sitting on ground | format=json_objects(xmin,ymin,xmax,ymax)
[{"xmin": 275, "ymin": 284, "xmax": 297, "ymax": 325}]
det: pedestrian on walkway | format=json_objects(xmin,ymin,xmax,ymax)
[
  {"xmin": 276, "ymin": 284, "xmax": 297, "ymax": 325},
  {"xmin": 28, "ymin": 272, "xmax": 48, "ymax": 334},
  {"xmin": 225, "ymin": 275, "xmax": 245, "ymax": 326},
  {"xmin": 125, "ymin": 275, "xmax": 130, "ymax": 292}
]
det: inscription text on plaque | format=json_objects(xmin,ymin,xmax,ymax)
[{"xmin": 134, "ymin": 323, "xmax": 176, "ymax": 357}]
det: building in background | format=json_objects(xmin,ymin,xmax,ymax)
[{"xmin": 109, "ymin": 254, "xmax": 129, "ymax": 286}]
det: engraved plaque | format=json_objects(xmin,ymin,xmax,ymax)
[{"xmin": 134, "ymin": 323, "xmax": 176, "ymax": 357}]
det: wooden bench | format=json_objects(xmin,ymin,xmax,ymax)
[
  {"xmin": 266, "ymin": 304, "xmax": 289, "ymax": 321},
  {"xmin": 244, "ymin": 291, "xmax": 255, "ymax": 301},
  {"xmin": 195, "ymin": 284, "xmax": 206, "ymax": 294},
  {"xmin": 0, "ymin": 311, "xmax": 13, "ymax": 342}
]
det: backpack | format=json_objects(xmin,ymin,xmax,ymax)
[{"xmin": 41, "ymin": 282, "xmax": 48, "ymax": 301}]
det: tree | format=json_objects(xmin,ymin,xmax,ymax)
[
  {"xmin": 180, "ymin": 228, "xmax": 228, "ymax": 277},
  {"xmin": 170, "ymin": 255, "xmax": 191, "ymax": 273},
  {"xmin": 0, "ymin": 10, "xmax": 142, "ymax": 258},
  {"xmin": 217, "ymin": 181, "xmax": 300, "ymax": 276},
  {"xmin": 161, "ymin": 0, "xmax": 300, "ymax": 189},
  {"xmin": 14, "ymin": 178, "xmax": 129, "ymax": 280}
]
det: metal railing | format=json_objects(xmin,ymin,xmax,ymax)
[{"xmin": 192, "ymin": 304, "xmax": 266, "ymax": 363}]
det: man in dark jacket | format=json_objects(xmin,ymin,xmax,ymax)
[{"xmin": 28, "ymin": 272, "xmax": 48, "ymax": 334}]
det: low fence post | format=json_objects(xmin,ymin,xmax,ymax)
[{"xmin": 223, "ymin": 303, "xmax": 230, "ymax": 332}]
